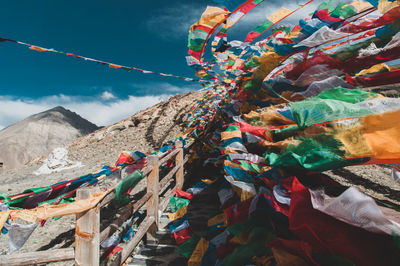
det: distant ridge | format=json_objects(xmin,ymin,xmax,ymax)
[{"xmin": 0, "ymin": 106, "xmax": 99, "ymax": 169}]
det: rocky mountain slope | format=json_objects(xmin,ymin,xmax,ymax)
[
  {"xmin": 0, "ymin": 106, "xmax": 99, "ymax": 170},
  {"xmin": 64, "ymin": 91, "xmax": 204, "ymax": 170}
]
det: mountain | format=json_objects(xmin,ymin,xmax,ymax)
[{"xmin": 0, "ymin": 106, "xmax": 99, "ymax": 170}]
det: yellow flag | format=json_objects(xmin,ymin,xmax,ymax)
[
  {"xmin": 109, "ymin": 64, "xmax": 122, "ymax": 69},
  {"xmin": 355, "ymin": 63, "xmax": 390, "ymax": 76},
  {"xmin": 347, "ymin": 1, "xmax": 374, "ymax": 12},
  {"xmin": 378, "ymin": 0, "xmax": 400, "ymax": 13},
  {"xmin": 188, "ymin": 238, "xmax": 209, "ymax": 266},
  {"xmin": 29, "ymin": 45, "xmax": 48, "ymax": 52},
  {"xmin": 0, "ymin": 210, "xmax": 10, "ymax": 232},
  {"xmin": 363, "ymin": 110, "xmax": 400, "ymax": 159},
  {"xmin": 168, "ymin": 206, "xmax": 188, "ymax": 221},
  {"xmin": 267, "ymin": 8, "xmax": 293, "ymax": 24},
  {"xmin": 191, "ymin": 6, "xmax": 229, "ymax": 31},
  {"xmin": 207, "ymin": 213, "xmax": 226, "ymax": 227},
  {"xmin": 221, "ymin": 130, "xmax": 242, "ymax": 140}
]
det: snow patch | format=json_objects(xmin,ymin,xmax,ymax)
[{"xmin": 34, "ymin": 147, "xmax": 83, "ymax": 175}]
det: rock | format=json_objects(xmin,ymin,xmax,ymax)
[
  {"xmin": 107, "ymin": 124, "xmax": 125, "ymax": 133},
  {"xmin": 34, "ymin": 147, "xmax": 82, "ymax": 175},
  {"xmin": 141, "ymin": 115, "xmax": 151, "ymax": 121},
  {"xmin": 131, "ymin": 117, "xmax": 141, "ymax": 126},
  {"xmin": 94, "ymin": 131, "xmax": 106, "ymax": 141},
  {"xmin": 123, "ymin": 120, "xmax": 135, "ymax": 128}
]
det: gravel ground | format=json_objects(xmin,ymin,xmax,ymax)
[{"xmin": 325, "ymin": 164, "xmax": 400, "ymax": 208}]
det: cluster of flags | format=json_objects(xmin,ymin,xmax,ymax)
[{"xmin": 165, "ymin": 0, "xmax": 400, "ymax": 264}]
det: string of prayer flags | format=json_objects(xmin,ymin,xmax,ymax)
[{"xmin": 0, "ymin": 37, "xmax": 208, "ymax": 83}]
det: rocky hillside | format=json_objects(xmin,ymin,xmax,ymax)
[
  {"xmin": 0, "ymin": 106, "xmax": 99, "ymax": 170},
  {"xmin": 65, "ymin": 91, "xmax": 204, "ymax": 170}
]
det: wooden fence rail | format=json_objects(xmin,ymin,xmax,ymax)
[{"xmin": 0, "ymin": 141, "xmax": 191, "ymax": 266}]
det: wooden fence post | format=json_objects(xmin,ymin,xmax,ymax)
[
  {"xmin": 175, "ymin": 141, "xmax": 184, "ymax": 189},
  {"xmin": 74, "ymin": 188, "xmax": 100, "ymax": 266},
  {"xmin": 146, "ymin": 155, "xmax": 159, "ymax": 244}
]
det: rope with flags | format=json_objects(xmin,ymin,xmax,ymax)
[{"xmin": 0, "ymin": 37, "xmax": 210, "ymax": 83}]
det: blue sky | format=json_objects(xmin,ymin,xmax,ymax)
[{"xmin": 0, "ymin": 0, "xmax": 315, "ymax": 128}]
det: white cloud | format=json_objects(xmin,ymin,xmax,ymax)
[
  {"xmin": 64, "ymin": 95, "xmax": 171, "ymax": 126},
  {"xmin": 146, "ymin": 3, "xmax": 207, "ymax": 40},
  {"xmin": 100, "ymin": 91, "xmax": 116, "ymax": 100},
  {"xmin": 0, "ymin": 97, "xmax": 51, "ymax": 130},
  {"xmin": 132, "ymin": 81, "xmax": 200, "ymax": 93},
  {"xmin": 0, "ymin": 80, "xmax": 201, "ymax": 130},
  {"xmin": 0, "ymin": 93, "xmax": 172, "ymax": 130}
]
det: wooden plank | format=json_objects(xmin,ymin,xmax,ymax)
[
  {"xmin": 100, "ymin": 192, "xmax": 152, "ymax": 242},
  {"xmin": 100, "ymin": 207, "xmax": 131, "ymax": 243},
  {"xmin": 120, "ymin": 216, "xmax": 155, "ymax": 264},
  {"xmin": 175, "ymin": 142, "xmax": 184, "ymax": 189},
  {"xmin": 100, "ymin": 190, "xmax": 116, "ymax": 207},
  {"xmin": 146, "ymin": 155, "xmax": 159, "ymax": 243},
  {"xmin": 142, "ymin": 164, "xmax": 153, "ymax": 176},
  {"xmin": 158, "ymin": 149, "xmax": 179, "ymax": 166},
  {"xmin": 75, "ymin": 188, "xmax": 100, "ymax": 266},
  {"xmin": 0, "ymin": 248, "xmax": 74, "ymax": 266},
  {"xmin": 159, "ymin": 163, "xmax": 182, "ymax": 192},
  {"xmin": 132, "ymin": 192, "xmax": 153, "ymax": 217},
  {"xmin": 183, "ymin": 154, "xmax": 190, "ymax": 164}
]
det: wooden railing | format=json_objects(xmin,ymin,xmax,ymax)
[{"xmin": 0, "ymin": 141, "xmax": 191, "ymax": 266}]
